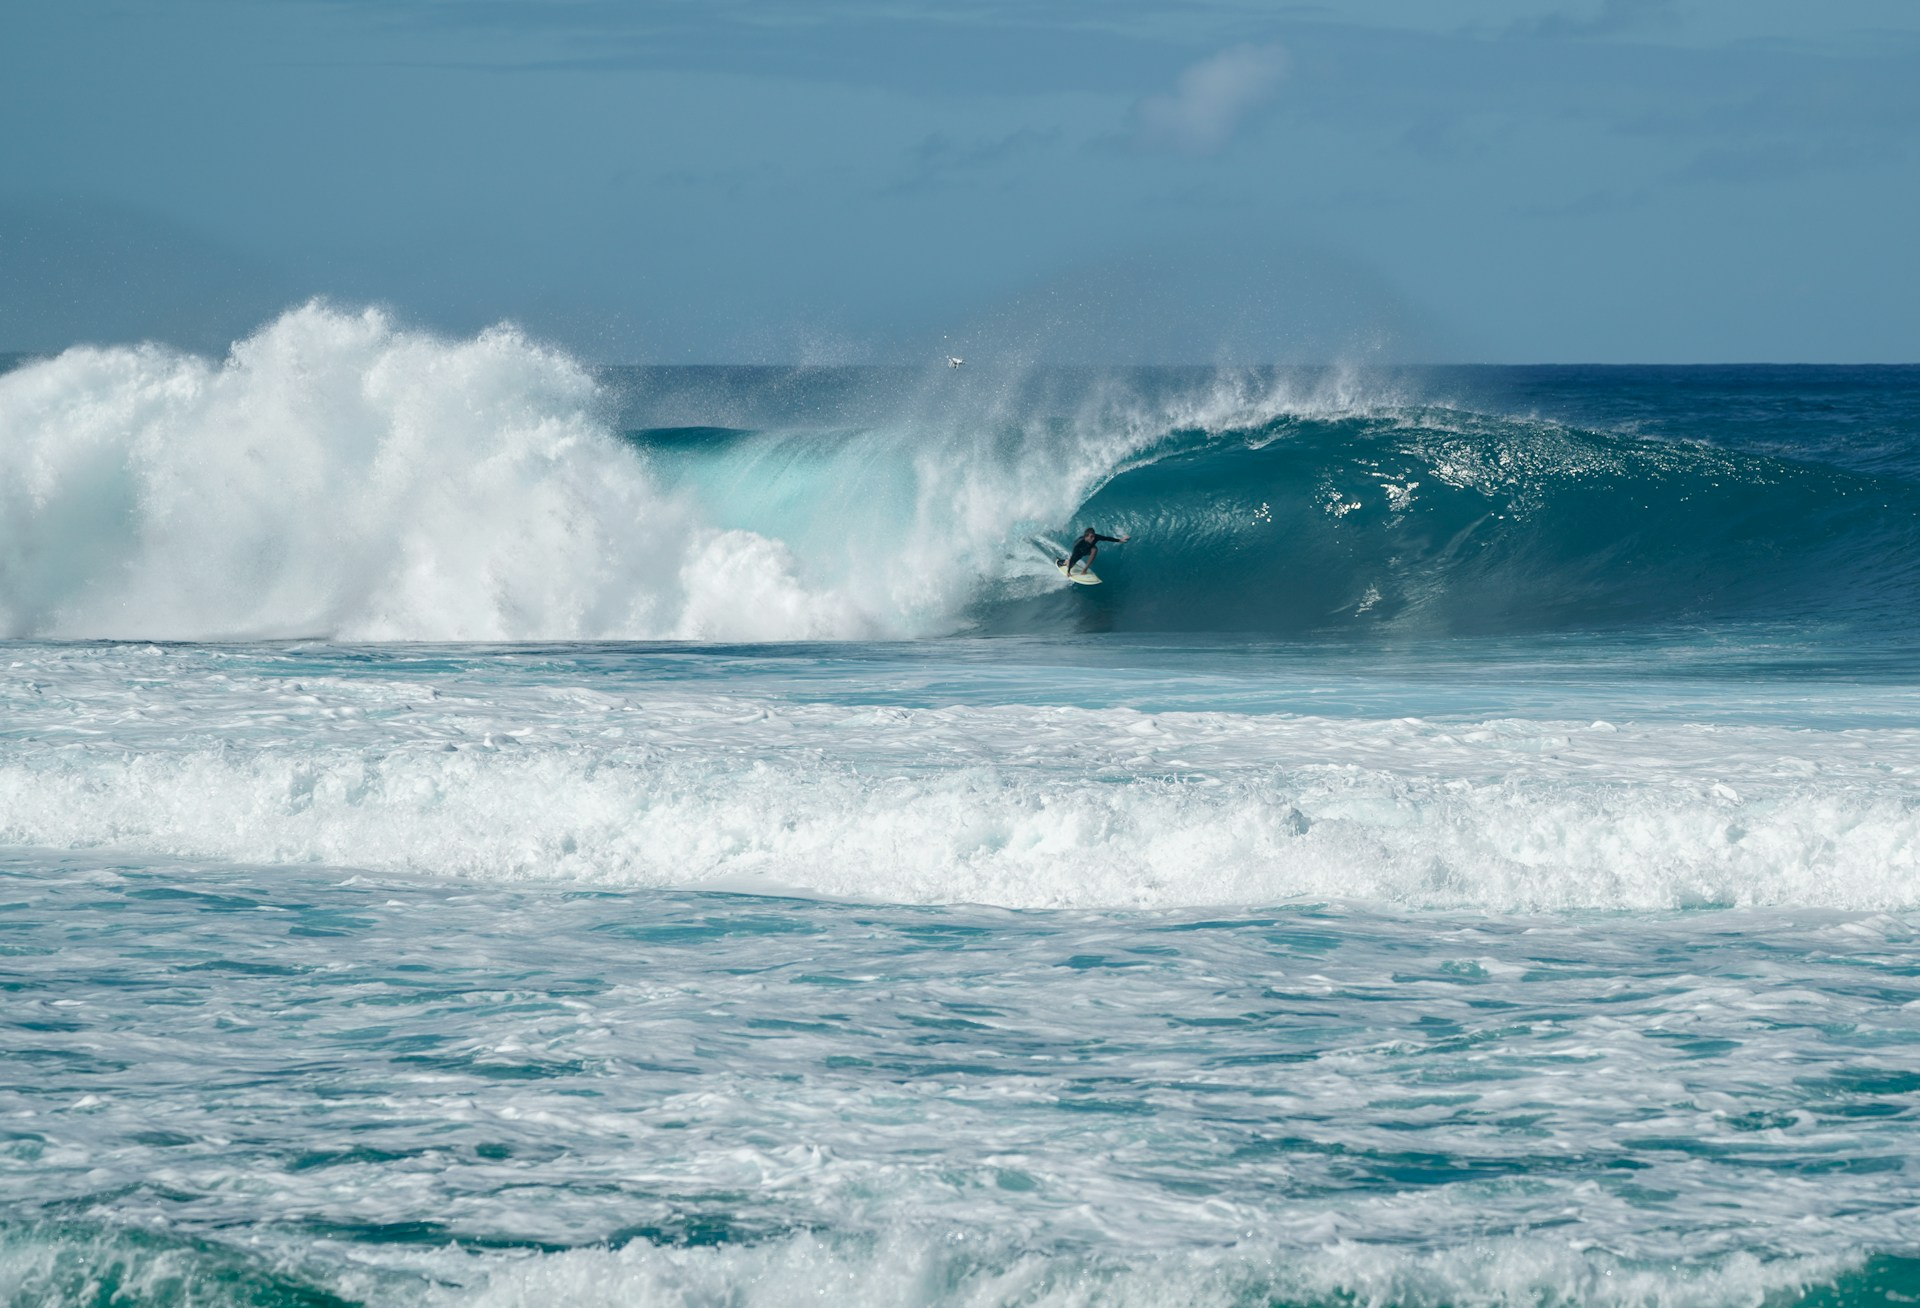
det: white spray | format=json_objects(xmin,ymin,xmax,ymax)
[
  {"xmin": 0, "ymin": 304, "xmax": 1375, "ymax": 641},
  {"xmin": 0, "ymin": 304, "xmax": 867, "ymax": 640}
]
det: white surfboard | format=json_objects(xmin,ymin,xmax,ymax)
[{"xmin": 1032, "ymin": 536, "xmax": 1102, "ymax": 584}]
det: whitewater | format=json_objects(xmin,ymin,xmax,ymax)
[{"xmin": 3, "ymin": 305, "xmax": 1919, "ymax": 1306}]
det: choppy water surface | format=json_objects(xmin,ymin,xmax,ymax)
[
  {"xmin": 2, "ymin": 637, "xmax": 1918, "ymax": 1306},
  {"xmin": 7, "ymin": 850, "xmax": 1920, "ymax": 1307}
]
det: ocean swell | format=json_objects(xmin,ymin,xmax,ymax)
[
  {"xmin": 970, "ymin": 410, "xmax": 1920, "ymax": 635},
  {"xmin": 4, "ymin": 305, "xmax": 1917, "ymax": 641}
]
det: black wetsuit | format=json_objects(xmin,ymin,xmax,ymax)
[{"xmin": 1066, "ymin": 533, "xmax": 1122, "ymax": 573}]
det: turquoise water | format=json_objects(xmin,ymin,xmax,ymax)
[
  {"xmin": 7, "ymin": 847, "xmax": 1920, "ymax": 1306},
  {"xmin": 2, "ymin": 314, "xmax": 1919, "ymax": 1303}
]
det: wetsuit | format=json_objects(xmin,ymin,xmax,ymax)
[{"xmin": 1066, "ymin": 533, "xmax": 1122, "ymax": 574}]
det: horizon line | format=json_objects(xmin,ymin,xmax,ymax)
[{"xmin": 3, "ymin": 351, "xmax": 1917, "ymax": 371}]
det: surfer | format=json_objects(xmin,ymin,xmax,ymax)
[{"xmin": 1061, "ymin": 527, "xmax": 1128, "ymax": 577}]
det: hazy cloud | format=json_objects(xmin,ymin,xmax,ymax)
[
  {"xmin": 884, "ymin": 128, "xmax": 1057, "ymax": 197},
  {"xmin": 1671, "ymin": 134, "xmax": 1903, "ymax": 186},
  {"xmin": 1513, "ymin": 0, "xmax": 1677, "ymax": 40},
  {"xmin": 1135, "ymin": 43, "xmax": 1288, "ymax": 154}
]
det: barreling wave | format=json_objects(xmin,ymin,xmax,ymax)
[
  {"xmin": 973, "ymin": 410, "xmax": 1920, "ymax": 635},
  {"xmin": 3, "ymin": 303, "xmax": 1917, "ymax": 641}
]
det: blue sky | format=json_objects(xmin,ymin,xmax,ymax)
[{"xmin": 3, "ymin": 0, "xmax": 1916, "ymax": 362}]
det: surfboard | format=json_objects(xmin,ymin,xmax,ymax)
[{"xmin": 1032, "ymin": 536, "xmax": 1101, "ymax": 584}]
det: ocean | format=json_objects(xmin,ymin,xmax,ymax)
[{"xmin": 1, "ymin": 304, "xmax": 1918, "ymax": 1305}]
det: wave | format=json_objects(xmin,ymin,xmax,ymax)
[
  {"xmin": 0, "ymin": 305, "xmax": 864, "ymax": 641},
  {"xmin": 3, "ymin": 305, "xmax": 1917, "ymax": 641},
  {"xmin": 976, "ymin": 410, "xmax": 1920, "ymax": 635},
  {"xmin": 0, "ymin": 1219, "xmax": 1898, "ymax": 1308},
  {"xmin": 6, "ymin": 700, "xmax": 1919, "ymax": 912}
]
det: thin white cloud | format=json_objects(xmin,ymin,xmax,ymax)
[
  {"xmin": 1135, "ymin": 43, "xmax": 1288, "ymax": 154},
  {"xmin": 1514, "ymin": 0, "xmax": 1677, "ymax": 40}
]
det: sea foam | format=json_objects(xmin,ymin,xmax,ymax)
[
  {"xmin": 431, "ymin": 1233, "xmax": 1867, "ymax": 1308},
  {"xmin": 4, "ymin": 645, "xmax": 1917, "ymax": 912},
  {"xmin": 0, "ymin": 304, "xmax": 863, "ymax": 641}
]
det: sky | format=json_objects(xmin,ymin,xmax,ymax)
[{"xmin": 2, "ymin": 0, "xmax": 1917, "ymax": 363}]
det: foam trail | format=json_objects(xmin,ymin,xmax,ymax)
[
  {"xmin": 4, "ymin": 729, "xmax": 1912, "ymax": 911},
  {"xmin": 427, "ymin": 1232, "xmax": 1868, "ymax": 1308},
  {"xmin": 5, "ymin": 645, "xmax": 1920, "ymax": 911},
  {"xmin": 0, "ymin": 304, "xmax": 862, "ymax": 641}
]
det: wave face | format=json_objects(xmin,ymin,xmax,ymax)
[
  {"xmin": 4, "ymin": 306, "xmax": 1918, "ymax": 641},
  {"xmin": 997, "ymin": 410, "xmax": 1920, "ymax": 635}
]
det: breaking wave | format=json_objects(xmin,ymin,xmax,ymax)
[{"xmin": 4, "ymin": 304, "xmax": 1917, "ymax": 641}]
